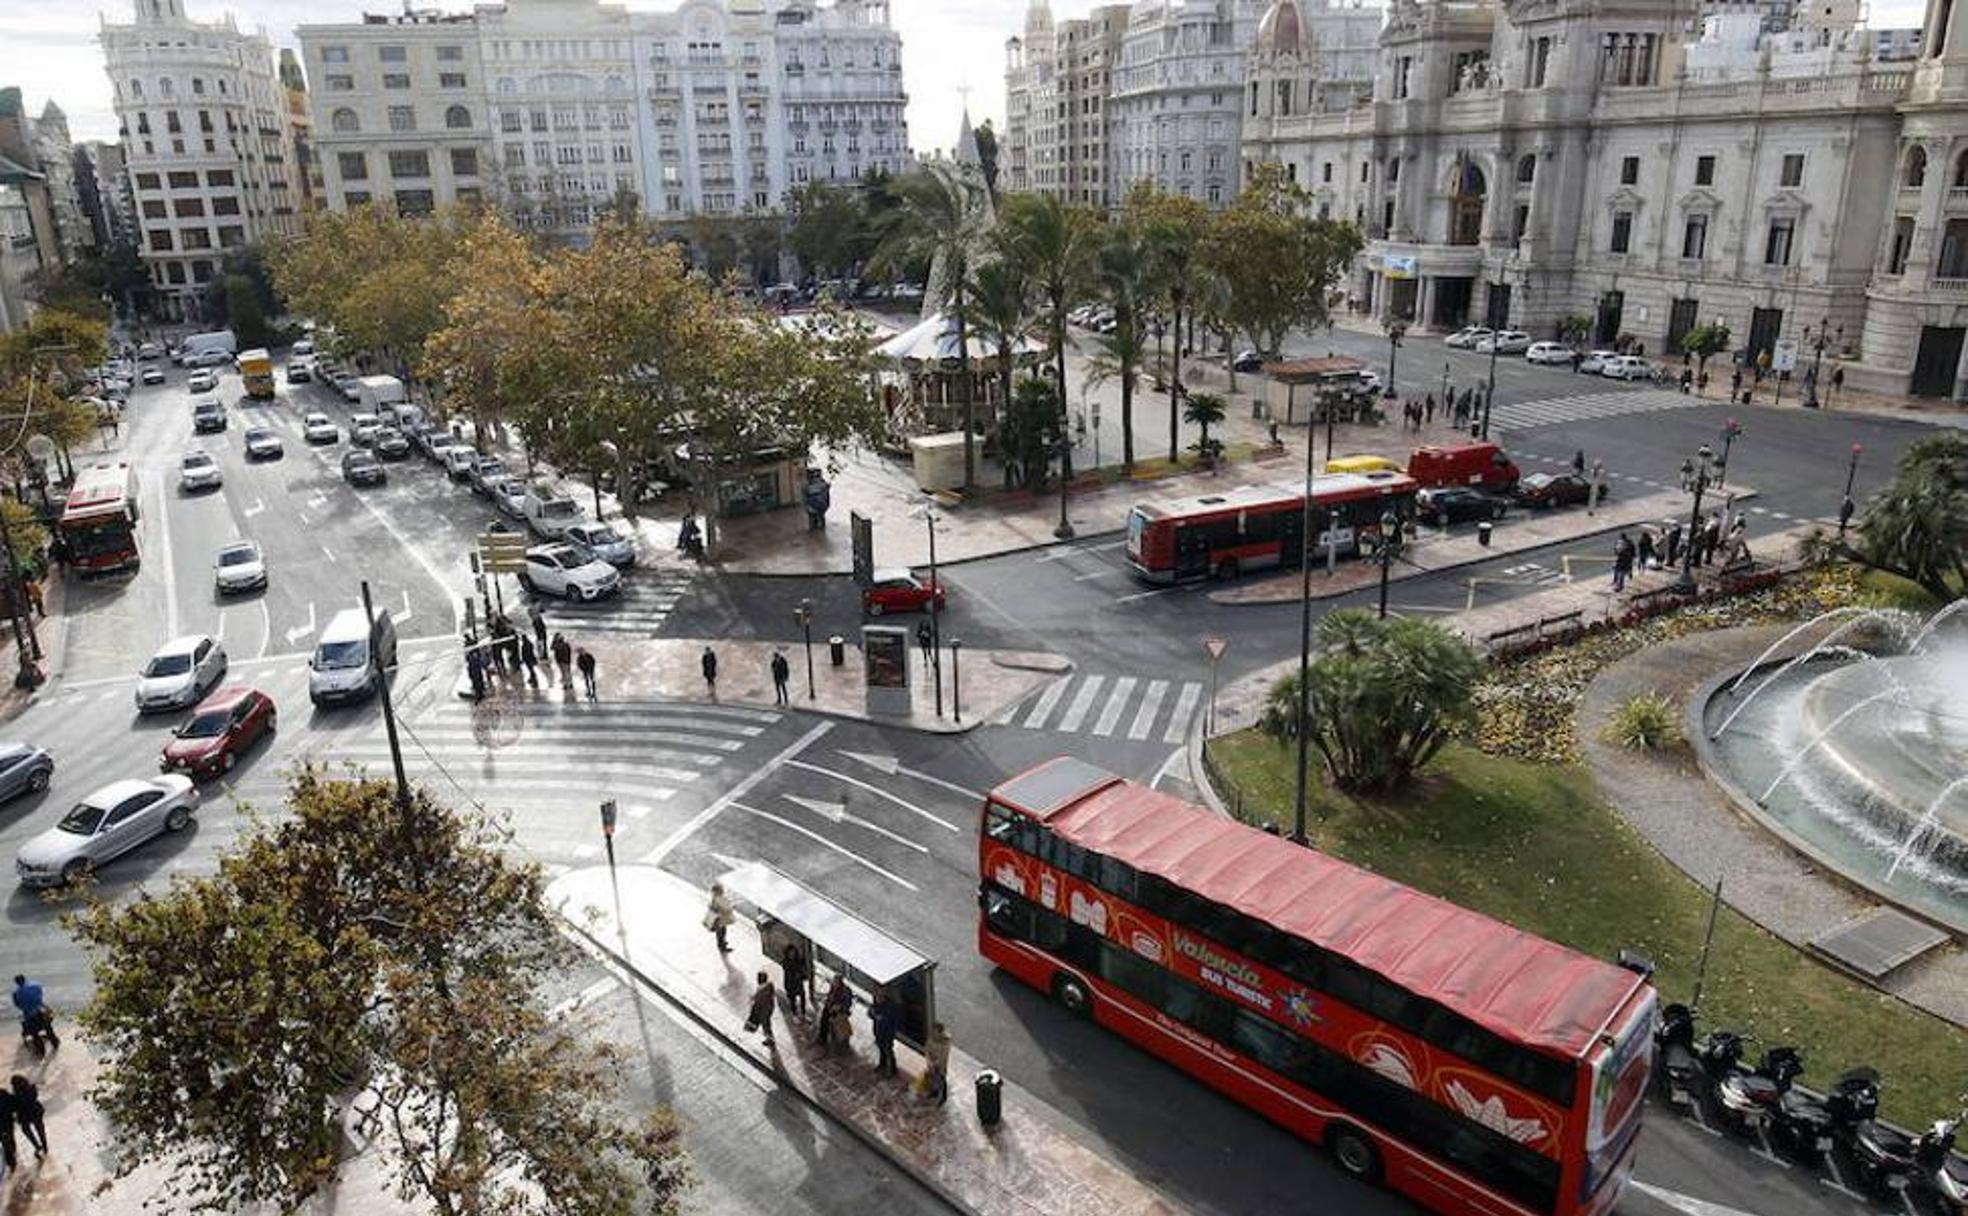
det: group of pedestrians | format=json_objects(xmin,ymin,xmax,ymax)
[
  {"xmin": 702, "ymin": 645, "xmax": 801, "ymax": 708},
  {"xmin": 1398, "ymin": 396, "xmax": 1437, "ymax": 432},
  {"xmin": 466, "ymin": 609, "xmax": 598, "ymax": 700},
  {"xmin": 3, "ymin": 977, "xmax": 53, "ymax": 1183},
  {"xmin": 1611, "ymin": 512, "xmax": 1745, "ymax": 591}
]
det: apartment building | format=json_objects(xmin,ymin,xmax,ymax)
[{"xmin": 1004, "ymin": 2, "xmax": 1130, "ymax": 207}]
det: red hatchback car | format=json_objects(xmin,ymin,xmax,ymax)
[
  {"xmin": 862, "ymin": 567, "xmax": 947, "ymax": 615},
  {"xmin": 160, "ymin": 686, "xmax": 277, "ymax": 779}
]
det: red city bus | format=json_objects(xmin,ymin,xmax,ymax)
[
  {"xmin": 1125, "ymin": 471, "xmax": 1418, "ymax": 583},
  {"xmin": 979, "ymin": 758, "xmax": 1656, "ymax": 1216},
  {"xmin": 59, "ymin": 462, "xmax": 141, "ymax": 573}
]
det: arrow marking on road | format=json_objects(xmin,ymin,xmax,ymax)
[
  {"xmin": 785, "ymin": 759, "xmax": 959, "ymax": 831},
  {"xmin": 783, "ymin": 794, "xmax": 928, "ymax": 853},
  {"xmin": 643, "ymin": 721, "xmax": 834, "ymax": 865},
  {"xmin": 1627, "ymin": 1181, "xmax": 1765, "ymax": 1216},
  {"xmin": 284, "ymin": 602, "xmax": 317, "ymax": 647},
  {"xmin": 242, "ymin": 497, "xmax": 265, "ymax": 518},
  {"xmin": 728, "ymin": 801, "xmax": 917, "ymax": 890},
  {"xmin": 837, "ymin": 750, "xmax": 987, "ymax": 803}
]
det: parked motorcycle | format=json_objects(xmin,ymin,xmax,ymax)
[
  {"xmin": 1697, "ymin": 1028, "xmax": 1778, "ymax": 1135},
  {"xmin": 1755, "ymin": 1046, "xmax": 1836, "ymax": 1164},
  {"xmin": 1915, "ymin": 1114, "xmax": 1968, "ymax": 1215},
  {"xmin": 1826, "ymin": 1068, "xmax": 1919, "ymax": 1196},
  {"xmin": 1653, "ymin": 1003, "xmax": 1707, "ymax": 1112}
]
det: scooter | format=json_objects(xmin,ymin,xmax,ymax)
[
  {"xmin": 19, "ymin": 1007, "xmax": 57, "ymax": 1056},
  {"xmin": 1915, "ymin": 1114, "xmax": 1968, "ymax": 1215},
  {"xmin": 1653, "ymin": 1003, "xmax": 1708, "ymax": 1113},
  {"xmin": 1826, "ymin": 1068, "xmax": 1919, "ymax": 1197},
  {"xmin": 1757, "ymin": 1047, "xmax": 1836, "ymax": 1164},
  {"xmin": 1697, "ymin": 1028, "xmax": 1778, "ymax": 1135},
  {"xmin": 677, "ymin": 518, "xmax": 704, "ymax": 561}
]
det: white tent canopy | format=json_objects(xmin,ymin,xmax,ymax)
[{"xmin": 875, "ymin": 311, "xmax": 1043, "ymax": 367}]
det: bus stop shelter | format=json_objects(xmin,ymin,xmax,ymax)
[
  {"xmin": 719, "ymin": 861, "xmax": 937, "ymax": 1051},
  {"xmin": 1261, "ymin": 356, "xmax": 1374, "ymax": 425}
]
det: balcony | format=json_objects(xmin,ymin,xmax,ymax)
[
  {"xmin": 1932, "ymin": 277, "xmax": 1968, "ymax": 294},
  {"xmin": 1949, "ymin": 186, "xmax": 1968, "ymax": 208}
]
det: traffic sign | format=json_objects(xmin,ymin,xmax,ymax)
[
  {"xmin": 1203, "ymin": 636, "xmax": 1228, "ymax": 662},
  {"xmin": 478, "ymin": 530, "xmax": 527, "ymax": 574}
]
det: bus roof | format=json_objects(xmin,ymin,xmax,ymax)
[
  {"xmin": 1131, "ymin": 471, "xmax": 1418, "ymax": 521},
  {"xmin": 991, "ymin": 758, "xmax": 1643, "ymax": 1060},
  {"xmin": 61, "ymin": 462, "xmax": 135, "ymax": 522}
]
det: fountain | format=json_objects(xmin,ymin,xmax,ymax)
[{"xmin": 1699, "ymin": 600, "xmax": 1968, "ymax": 935}]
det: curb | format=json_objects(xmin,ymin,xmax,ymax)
[{"xmin": 556, "ymin": 914, "xmax": 981, "ymax": 1216}]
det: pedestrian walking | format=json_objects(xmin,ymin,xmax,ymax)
[
  {"xmin": 518, "ymin": 635, "xmax": 539, "ymax": 688},
  {"xmin": 487, "ymin": 615, "xmax": 509, "ymax": 675},
  {"xmin": 1663, "ymin": 521, "xmax": 1684, "ymax": 569},
  {"xmin": 0, "ymin": 1082, "xmax": 16, "ymax": 1175},
  {"xmin": 869, "ymin": 986, "xmax": 900, "ymax": 1076},
  {"xmin": 770, "ymin": 650, "xmax": 790, "ymax": 706},
  {"xmin": 705, "ymin": 882, "xmax": 735, "ymax": 954},
  {"xmin": 915, "ymin": 618, "xmax": 933, "ymax": 667},
  {"xmin": 780, "ymin": 943, "xmax": 811, "ymax": 1019},
  {"xmin": 1571, "ymin": 349, "xmax": 1584, "ymax": 373},
  {"xmin": 816, "ymin": 973, "xmax": 851, "ymax": 1047},
  {"xmin": 551, "ymin": 633, "xmax": 574, "ymax": 689},
  {"xmin": 1637, "ymin": 527, "xmax": 1657, "ymax": 570},
  {"xmin": 531, "ymin": 611, "xmax": 548, "ymax": 657},
  {"xmin": 1702, "ymin": 514, "xmax": 1724, "ymax": 567},
  {"xmin": 701, "ymin": 646, "xmax": 718, "ymax": 696},
  {"xmin": 1571, "ymin": 449, "xmax": 1586, "ymax": 476},
  {"xmin": 745, "ymin": 971, "xmax": 777, "ymax": 1046},
  {"xmin": 1730, "ymin": 367, "xmax": 1743, "ymax": 400},
  {"xmin": 921, "ymin": 1021, "xmax": 952, "ymax": 1106},
  {"xmin": 1612, "ymin": 532, "xmax": 1636, "ymax": 592},
  {"xmin": 1679, "ymin": 366, "xmax": 1693, "ymax": 394},
  {"xmin": 1424, "ymin": 393, "xmax": 1436, "ymax": 425},
  {"xmin": 8, "ymin": 1076, "xmax": 44, "ymax": 1159},
  {"xmin": 464, "ymin": 635, "xmax": 487, "ymax": 701},
  {"xmin": 576, "ymin": 647, "xmax": 597, "ymax": 699}
]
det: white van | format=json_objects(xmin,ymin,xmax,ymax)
[
  {"xmin": 308, "ymin": 606, "xmax": 398, "ymax": 706},
  {"xmin": 522, "ymin": 483, "xmax": 585, "ymax": 538}
]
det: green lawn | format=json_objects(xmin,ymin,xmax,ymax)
[{"xmin": 1207, "ymin": 733, "xmax": 1968, "ymax": 1125}]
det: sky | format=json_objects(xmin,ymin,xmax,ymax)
[{"xmin": 1, "ymin": 0, "xmax": 1933, "ymax": 155}]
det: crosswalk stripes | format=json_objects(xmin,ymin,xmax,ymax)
[
  {"xmin": 1487, "ymin": 388, "xmax": 1704, "ymax": 433},
  {"xmin": 534, "ymin": 568, "xmax": 696, "ymax": 638},
  {"xmin": 994, "ymin": 673, "xmax": 1203, "ymax": 744}
]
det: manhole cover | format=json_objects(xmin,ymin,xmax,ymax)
[{"xmin": 1810, "ymin": 908, "xmax": 1948, "ymax": 981}]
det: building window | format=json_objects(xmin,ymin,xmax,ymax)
[
  {"xmin": 173, "ymin": 197, "xmax": 205, "ymax": 218},
  {"xmin": 211, "ymin": 196, "xmax": 240, "ymax": 216},
  {"xmin": 218, "ymin": 226, "xmax": 245, "ymax": 248},
  {"xmin": 440, "ymin": 72, "xmax": 467, "ymax": 89},
  {"xmin": 1512, "ymin": 203, "xmax": 1529, "ymax": 242},
  {"xmin": 1610, "ymin": 210, "xmax": 1633, "ymax": 253},
  {"xmin": 388, "ymin": 106, "xmax": 416, "ymax": 132},
  {"xmin": 445, "ymin": 105, "xmax": 472, "ymax": 129},
  {"xmin": 167, "ymin": 170, "xmax": 199, "ymax": 189},
  {"xmin": 1780, "ymin": 154, "xmax": 1804, "ymax": 188},
  {"xmin": 1765, "ymin": 216, "xmax": 1795, "ymax": 265},
  {"xmin": 1620, "ymin": 156, "xmax": 1639, "ymax": 185},
  {"xmin": 1682, "ymin": 214, "xmax": 1708, "ymax": 259},
  {"xmin": 437, "ymin": 45, "xmax": 464, "ymax": 61},
  {"xmin": 339, "ymin": 152, "xmax": 369, "ymax": 180},
  {"xmin": 332, "ymin": 108, "xmax": 359, "ymax": 133},
  {"xmin": 1530, "ymin": 36, "xmax": 1551, "ymax": 87},
  {"xmin": 1516, "ymin": 154, "xmax": 1535, "ymax": 184},
  {"xmin": 344, "ymin": 190, "xmax": 371, "ymax": 207},
  {"xmin": 504, "ymin": 145, "xmax": 526, "ymax": 168},
  {"xmin": 388, "ymin": 150, "xmax": 431, "ymax": 178},
  {"xmin": 1937, "ymin": 218, "xmax": 1968, "ymax": 278},
  {"xmin": 379, "ymin": 45, "xmax": 408, "ymax": 63},
  {"xmin": 142, "ymin": 200, "xmax": 167, "ymax": 219},
  {"xmin": 1887, "ymin": 216, "xmax": 1913, "ymax": 274},
  {"xmin": 1695, "ymin": 155, "xmax": 1715, "ymax": 186},
  {"xmin": 191, "ymin": 77, "xmax": 205, "ymax": 95},
  {"xmin": 383, "ymin": 73, "xmax": 411, "ymax": 90},
  {"xmin": 1394, "ymin": 56, "xmax": 1412, "ymax": 100},
  {"xmin": 326, "ymin": 74, "xmax": 354, "ymax": 91},
  {"xmin": 1904, "ymin": 145, "xmax": 1928, "ymax": 189},
  {"xmin": 394, "ymin": 188, "xmax": 437, "ymax": 215},
  {"xmin": 321, "ymin": 46, "xmax": 349, "ymax": 64},
  {"xmin": 1321, "ymin": 161, "xmax": 1333, "ymax": 183},
  {"xmin": 451, "ymin": 148, "xmax": 479, "ymax": 177},
  {"xmin": 208, "ymin": 169, "xmax": 233, "ymax": 186},
  {"xmin": 136, "ymin": 171, "xmax": 161, "ymax": 189},
  {"xmin": 181, "ymin": 229, "xmax": 211, "ymax": 250}
]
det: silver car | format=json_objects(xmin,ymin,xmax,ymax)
[
  {"xmin": 135, "ymin": 635, "xmax": 228, "ymax": 713},
  {"xmin": 15, "ymin": 776, "xmax": 199, "ymax": 887},
  {"xmin": 0, "ymin": 743, "xmax": 54, "ymax": 802},
  {"xmin": 180, "ymin": 450, "xmax": 223, "ymax": 493},
  {"xmin": 214, "ymin": 540, "xmax": 268, "ymax": 594},
  {"xmin": 562, "ymin": 521, "xmax": 636, "ymax": 568}
]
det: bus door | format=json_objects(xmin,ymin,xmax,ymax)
[{"xmin": 1174, "ymin": 525, "xmax": 1211, "ymax": 580}]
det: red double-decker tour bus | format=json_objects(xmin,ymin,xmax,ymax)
[
  {"xmin": 1124, "ymin": 471, "xmax": 1418, "ymax": 583},
  {"xmin": 979, "ymin": 759, "xmax": 1656, "ymax": 1216},
  {"xmin": 59, "ymin": 462, "xmax": 141, "ymax": 574}
]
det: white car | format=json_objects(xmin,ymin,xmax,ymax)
[
  {"xmin": 1601, "ymin": 355, "xmax": 1653, "ymax": 381},
  {"xmin": 1445, "ymin": 326, "xmax": 1492, "ymax": 350},
  {"xmin": 349, "ymin": 412, "xmax": 383, "ymax": 447},
  {"xmin": 140, "ymin": 366, "xmax": 166, "ymax": 385},
  {"xmin": 14, "ymin": 776, "xmax": 200, "ymax": 888},
  {"xmin": 179, "ymin": 449, "xmax": 222, "ymax": 492},
  {"xmin": 1577, "ymin": 349, "xmax": 1620, "ymax": 374},
  {"xmin": 563, "ymin": 521, "xmax": 636, "ymax": 568},
  {"xmin": 186, "ymin": 368, "xmax": 218, "ymax": 393},
  {"xmin": 214, "ymin": 540, "xmax": 267, "ymax": 594},
  {"xmin": 134, "ymin": 634, "xmax": 228, "ymax": 713},
  {"xmin": 302, "ymin": 412, "xmax": 340, "ymax": 444},
  {"xmin": 442, "ymin": 444, "xmax": 480, "ymax": 480},
  {"xmin": 1475, "ymin": 330, "xmax": 1532, "ymax": 354},
  {"xmin": 1524, "ymin": 342, "xmax": 1574, "ymax": 365},
  {"xmin": 181, "ymin": 349, "xmax": 231, "ymax": 368},
  {"xmin": 489, "ymin": 477, "xmax": 528, "ymax": 518},
  {"xmin": 521, "ymin": 543, "xmax": 621, "ymax": 601}
]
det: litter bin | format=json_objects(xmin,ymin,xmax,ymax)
[
  {"xmin": 829, "ymin": 635, "xmax": 846, "ymax": 666},
  {"xmin": 975, "ymin": 1069, "xmax": 1003, "ymax": 1126},
  {"xmin": 1477, "ymin": 521, "xmax": 1493, "ymax": 548}
]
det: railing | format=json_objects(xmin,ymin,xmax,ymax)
[
  {"xmin": 1948, "ymin": 186, "xmax": 1968, "ymax": 205},
  {"xmin": 1932, "ymin": 277, "xmax": 1968, "ymax": 293}
]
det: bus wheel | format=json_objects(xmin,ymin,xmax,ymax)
[
  {"xmin": 1326, "ymin": 1124, "xmax": 1380, "ymax": 1183},
  {"xmin": 1214, "ymin": 558, "xmax": 1240, "ymax": 581},
  {"xmin": 1051, "ymin": 973, "xmax": 1092, "ymax": 1018}
]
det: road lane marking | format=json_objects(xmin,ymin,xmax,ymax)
[
  {"xmin": 729, "ymin": 801, "xmax": 918, "ymax": 890},
  {"xmin": 1163, "ymin": 683, "xmax": 1202, "ymax": 743},
  {"xmin": 242, "ymin": 497, "xmax": 265, "ymax": 518},
  {"xmin": 255, "ymin": 600, "xmax": 271, "ymax": 659},
  {"xmin": 1056, "ymin": 675, "xmax": 1105, "ymax": 733},
  {"xmin": 836, "ymin": 751, "xmax": 986, "ymax": 802},
  {"xmin": 285, "ymin": 602, "xmax": 317, "ymax": 647},
  {"xmin": 1129, "ymin": 680, "xmax": 1169, "ymax": 740},
  {"xmin": 1628, "ymin": 1182, "xmax": 1764, "ymax": 1216},
  {"xmin": 1113, "ymin": 586, "xmax": 1176, "ymax": 604},
  {"xmin": 1091, "ymin": 676, "xmax": 1136, "ymax": 737},
  {"xmin": 782, "ymin": 759, "xmax": 960, "ymax": 832},
  {"xmin": 1021, "ymin": 677, "xmax": 1071, "ymax": 729},
  {"xmin": 321, "ymin": 544, "xmax": 337, "ymax": 563},
  {"xmin": 154, "ymin": 471, "xmax": 181, "ymax": 639},
  {"xmin": 782, "ymin": 794, "xmax": 929, "ymax": 853},
  {"xmin": 642, "ymin": 720, "xmax": 833, "ymax": 865}
]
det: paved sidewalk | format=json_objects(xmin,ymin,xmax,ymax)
[
  {"xmin": 459, "ymin": 634, "xmax": 1070, "ymax": 735},
  {"xmin": 0, "ymin": 570, "xmax": 67, "ymax": 721},
  {"xmin": 548, "ymin": 865, "xmax": 1181, "ymax": 1216}
]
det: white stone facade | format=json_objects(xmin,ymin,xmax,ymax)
[
  {"xmin": 1004, "ymin": 1, "xmax": 1131, "ymax": 207},
  {"xmin": 1242, "ymin": 0, "xmax": 1968, "ymax": 397},
  {"xmin": 1110, "ymin": 0, "xmax": 1266, "ymax": 208},
  {"xmin": 100, "ymin": 0, "xmax": 306, "ymax": 320},
  {"xmin": 30, "ymin": 103, "xmax": 92, "ymax": 260}
]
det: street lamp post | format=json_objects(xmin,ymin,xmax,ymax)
[
  {"xmin": 1384, "ymin": 320, "xmax": 1406, "ymax": 400},
  {"xmin": 949, "ymin": 638, "xmax": 962, "ymax": 722},
  {"xmin": 1839, "ymin": 443, "xmax": 1862, "ymax": 540},
  {"xmin": 924, "ymin": 507, "xmax": 943, "ymax": 715},
  {"xmin": 1440, "ymin": 360, "xmax": 1451, "ymax": 407},
  {"xmin": 1588, "ymin": 459, "xmax": 1604, "ymax": 517},
  {"xmin": 1292, "ymin": 387, "xmax": 1320, "ymax": 846},
  {"xmin": 1674, "ymin": 444, "xmax": 1719, "ymax": 595},
  {"xmin": 1804, "ymin": 320, "xmax": 1841, "ymax": 409},
  {"xmin": 1482, "ymin": 330, "xmax": 1501, "ymax": 441},
  {"xmin": 1717, "ymin": 418, "xmax": 1742, "ymax": 493},
  {"xmin": 1374, "ymin": 511, "xmax": 1404, "ymax": 620},
  {"xmin": 1053, "ymin": 435, "xmax": 1075, "ymax": 541},
  {"xmin": 795, "ymin": 597, "xmax": 816, "ymax": 700}
]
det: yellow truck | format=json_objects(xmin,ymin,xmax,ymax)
[{"xmin": 239, "ymin": 348, "xmax": 275, "ymax": 400}]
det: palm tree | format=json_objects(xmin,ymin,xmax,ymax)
[
  {"xmin": 871, "ymin": 164, "xmax": 991, "ymax": 490},
  {"xmin": 966, "ymin": 257, "xmax": 1036, "ymax": 486},
  {"xmin": 1084, "ymin": 223, "xmax": 1154, "ymax": 471},
  {"xmin": 1183, "ymin": 392, "xmax": 1227, "ymax": 463},
  {"xmin": 1005, "ymin": 194, "xmax": 1099, "ymax": 468},
  {"xmin": 1143, "ymin": 214, "xmax": 1203, "ymax": 463}
]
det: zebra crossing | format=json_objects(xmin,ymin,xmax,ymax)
[
  {"xmin": 533, "ymin": 567, "xmax": 695, "ymax": 637},
  {"xmin": 993, "ymin": 673, "xmax": 1204, "ymax": 743},
  {"xmin": 1487, "ymin": 388, "xmax": 1705, "ymax": 433}
]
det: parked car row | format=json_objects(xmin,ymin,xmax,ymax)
[{"xmin": 1442, "ymin": 327, "xmax": 1658, "ymax": 380}]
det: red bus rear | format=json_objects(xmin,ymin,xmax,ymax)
[
  {"xmin": 979, "ymin": 758, "xmax": 1655, "ymax": 1216},
  {"xmin": 59, "ymin": 462, "xmax": 141, "ymax": 573},
  {"xmin": 1125, "ymin": 471, "xmax": 1418, "ymax": 583}
]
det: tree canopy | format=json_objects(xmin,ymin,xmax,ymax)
[
  {"xmin": 1853, "ymin": 434, "xmax": 1968, "ymax": 602},
  {"xmin": 1203, "ymin": 164, "xmax": 1363, "ymax": 362}
]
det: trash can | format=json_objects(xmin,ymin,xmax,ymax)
[
  {"xmin": 1477, "ymin": 521, "xmax": 1493, "ymax": 548},
  {"xmin": 829, "ymin": 635, "xmax": 846, "ymax": 666},
  {"xmin": 975, "ymin": 1069, "xmax": 1003, "ymax": 1126}
]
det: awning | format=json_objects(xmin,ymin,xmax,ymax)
[{"xmin": 718, "ymin": 861, "xmax": 930, "ymax": 986}]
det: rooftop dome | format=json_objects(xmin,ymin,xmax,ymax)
[{"xmin": 1256, "ymin": 0, "xmax": 1305, "ymax": 55}]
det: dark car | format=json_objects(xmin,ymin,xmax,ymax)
[
  {"xmin": 1417, "ymin": 486, "xmax": 1508, "ymax": 526},
  {"xmin": 372, "ymin": 426, "xmax": 412, "ymax": 459},
  {"xmin": 1232, "ymin": 350, "xmax": 1280, "ymax": 373},
  {"xmin": 342, "ymin": 450, "xmax": 387, "ymax": 487},
  {"xmin": 1512, "ymin": 472, "xmax": 1604, "ymax": 509},
  {"xmin": 159, "ymin": 686, "xmax": 276, "ymax": 780}
]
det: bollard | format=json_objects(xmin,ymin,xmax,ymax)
[
  {"xmin": 1477, "ymin": 521, "xmax": 1493, "ymax": 548},
  {"xmin": 829, "ymin": 635, "xmax": 845, "ymax": 666},
  {"xmin": 975, "ymin": 1069, "xmax": 1003, "ymax": 1126}
]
